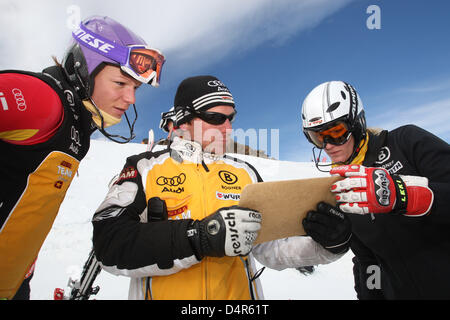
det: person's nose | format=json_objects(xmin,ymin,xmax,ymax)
[
  {"xmin": 223, "ymin": 118, "xmax": 232, "ymax": 130},
  {"xmin": 324, "ymin": 142, "xmax": 333, "ymax": 150},
  {"xmin": 122, "ymin": 87, "xmax": 136, "ymax": 105}
]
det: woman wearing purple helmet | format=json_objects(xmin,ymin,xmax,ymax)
[{"xmin": 0, "ymin": 16, "xmax": 165, "ymax": 300}]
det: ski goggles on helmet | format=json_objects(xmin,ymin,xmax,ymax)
[
  {"xmin": 191, "ymin": 109, "xmax": 237, "ymax": 125},
  {"xmin": 304, "ymin": 121, "xmax": 352, "ymax": 149},
  {"xmin": 73, "ymin": 23, "xmax": 165, "ymax": 87},
  {"xmin": 121, "ymin": 46, "xmax": 165, "ymax": 86}
]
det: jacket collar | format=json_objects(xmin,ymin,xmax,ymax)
[
  {"xmin": 362, "ymin": 129, "xmax": 388, "ymax": 166},
  {"xmin": 170, "ymin": 136, "xmax": 222, "ymax": 164}
]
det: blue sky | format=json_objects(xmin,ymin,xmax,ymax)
[
  {"xmin": 2, "ymin": 0, "xmax": 449, "ymax": 161},
  {"xmin": 121, "ymin": 0, "xmax": 450, "ymax": 161}
]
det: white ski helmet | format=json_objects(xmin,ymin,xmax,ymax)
[{"xmin": 301, "ymin": 81, "xmax": 367, "ymax": 153}]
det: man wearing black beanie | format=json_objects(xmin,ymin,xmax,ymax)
[
  {"xmin": 173, "ymin": 76, "xmax": 235, "ymax": 123},
  {"xmin": 92, "ymin": 75, "xmax": 264, "ymax": 299},
  {"xmin": 171, "ymin": 75, "xmax": 237, "ymax": 154}
]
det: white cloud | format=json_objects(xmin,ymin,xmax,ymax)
[
  {"xmin": 0, "ymin": 0, "xmax": 353, "ymax": 73},
  {"xmin": 371, "ymin": 97, "xmax": 450, "ymax": 140},
  {"xmin": 395, "ymin": 78, "xmax": 450, "ymax": 94}
]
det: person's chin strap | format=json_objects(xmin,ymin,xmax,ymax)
[
  {"xmin": 82, "ymin": 98, "xmax": 137, "ymax": 144},
  {"xmin": 82, "ymin": 100, "xmax": 121, "ymax": 128}
]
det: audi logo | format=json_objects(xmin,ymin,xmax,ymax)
[
  {"xmin": 207, "ymin": 80, "xmax": 226, "ymax": 87},
  {"xmin": 12, "ymin": 88, "xmax": 27, "ymax": 111},
  {"xmin": 156, "ymin": 173, "xmax": 186, "ymax": 186}
]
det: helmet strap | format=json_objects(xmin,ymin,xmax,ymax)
[
  {"xmin": 90, "ymin": 98, "xmax": 137, "ymax": 144},
  {"xmin": 66, "ymin": 48, "xmax": 90, "ymax": 100},
  {"xmin": 311, "ymin": 132, "xmax": 367, "ymax": 172},
  {"xmin": 312, "ymin": 147, "xmax": 331, "ymax": 173}
]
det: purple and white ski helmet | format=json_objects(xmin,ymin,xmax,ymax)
[{"xmin": 62, "ymin": 16, "xmax": 149, "ymax": 98}]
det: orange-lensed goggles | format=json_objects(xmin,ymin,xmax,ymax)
[
  {"xmin": 305, "ymin": 121, "xmax": 352, "ymax": 148},
  {"xmin": 122, "ymin": 46, "xmax": 165, "ymax": 87}
]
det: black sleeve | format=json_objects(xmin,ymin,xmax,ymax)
[
  {"xmin": 245, "ymin": 160, "xmax": 264, "ymax": 183},
  {"xmin": 395, "ymin": 125, "xmax": 450, "ymax": 222},
  {"xmin": 350, "ymin": 236, "xmax": 385, "ymax": 300},
  {"xmin": 92, "ymin": 153, "xmax": 198, "ymax": 277}
]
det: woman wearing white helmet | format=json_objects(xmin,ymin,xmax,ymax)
[
  {"xmin": 301, "ymin": 80, "xmax": 450, "ymax": 299},
  {"xmin": 301, "ymin": 81, "xmax": 367, "ymax": 169}
]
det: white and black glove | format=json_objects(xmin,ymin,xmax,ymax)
[
  {"xmin": 302, "ymin": 202, "xmax": 352, "ymax": 254},
  {"xmin": 187, "ymin": 206, "xmax": 262, "ymax": 259}
]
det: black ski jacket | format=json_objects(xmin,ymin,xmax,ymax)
[{"xmin": 351, "ymin": 125, "xmax": 450, "ymax": 299}]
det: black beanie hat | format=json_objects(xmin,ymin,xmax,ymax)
[{"xmin": 173, "ymin": 75, "xmax": 235, "ymax": 126}]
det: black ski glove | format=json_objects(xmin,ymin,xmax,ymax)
[
  {"xmin": 302, "ymin": 202, "xmax": 352, "ymax": 254},
  {"xmin": 187, "ymin": 205, "xmax": 262, "ymax": 260}
]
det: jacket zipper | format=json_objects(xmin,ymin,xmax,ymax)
[
  {"xmin": 241, "ymin": 258, "xmax": 256, "ymax": 300},
  {"xmin": 144, "ymin": 277, "xmax": 152, "ymax": 300},
  {"xmin": 196, "ymin": 161, "xmax": 210, "ymax": 299}
]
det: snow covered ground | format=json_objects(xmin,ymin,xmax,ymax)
[{"xmin": 30, "ymin": 140, "xmax": 357, "ymax": 300}]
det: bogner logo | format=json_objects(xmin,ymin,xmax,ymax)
[
  {"xmin": 218, "ymin": 170, "xmax": 238, "ymax": 185},
  {"xmin": 375, "ymin": 147, "xmax": 391, "ymax": 164},
  {"xmin": 157, "ymin": 173, "xmax": 186, "ymax": 193},
  {"xmin": 373, "ymin": 169, "xmax": 390, "ymax": 206},
  {"xmin": 64, "ymin": 90, "xmax": 75, "ymax": 107}
]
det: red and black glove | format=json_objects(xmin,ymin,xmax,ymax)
[{"xmin": 330, "ymin": 165, "xmax": 434, "ymax": 217}]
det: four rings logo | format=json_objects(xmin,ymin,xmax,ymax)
[
  {"xmin": 207, "ymin": 80, "xmax": 226, "ymax": 87},
  {"xmin": 207, "ymin": 80, "xmax": 230, "ymax": 92},
  {"xmin": 157, "ymin": 173, "xmax": 186, "ymax": 193},
  {"xmin": 157, "ymin": 173, "xmax": 186, "ymax": 186},
  {"xmin": 12, "ymin": 88, "xmax": 27, "ymax": 111}
]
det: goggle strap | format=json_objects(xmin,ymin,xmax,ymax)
[{"xmin": 73, "ymin": 23, "xmax": 129, "ymax": 65}]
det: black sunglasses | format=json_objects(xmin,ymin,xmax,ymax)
[{"xmin": 193, "ymin": 110, "xmax": 237, "ymax": 125}]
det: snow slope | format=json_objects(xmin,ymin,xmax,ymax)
[{"xmin": 31, "ymin": 140, "xmax": 356, "ymax": 300}]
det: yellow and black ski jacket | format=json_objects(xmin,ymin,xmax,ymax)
[{"xmin": 92, "ymin": 137, "xmax": 264, "ymax": 300}]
